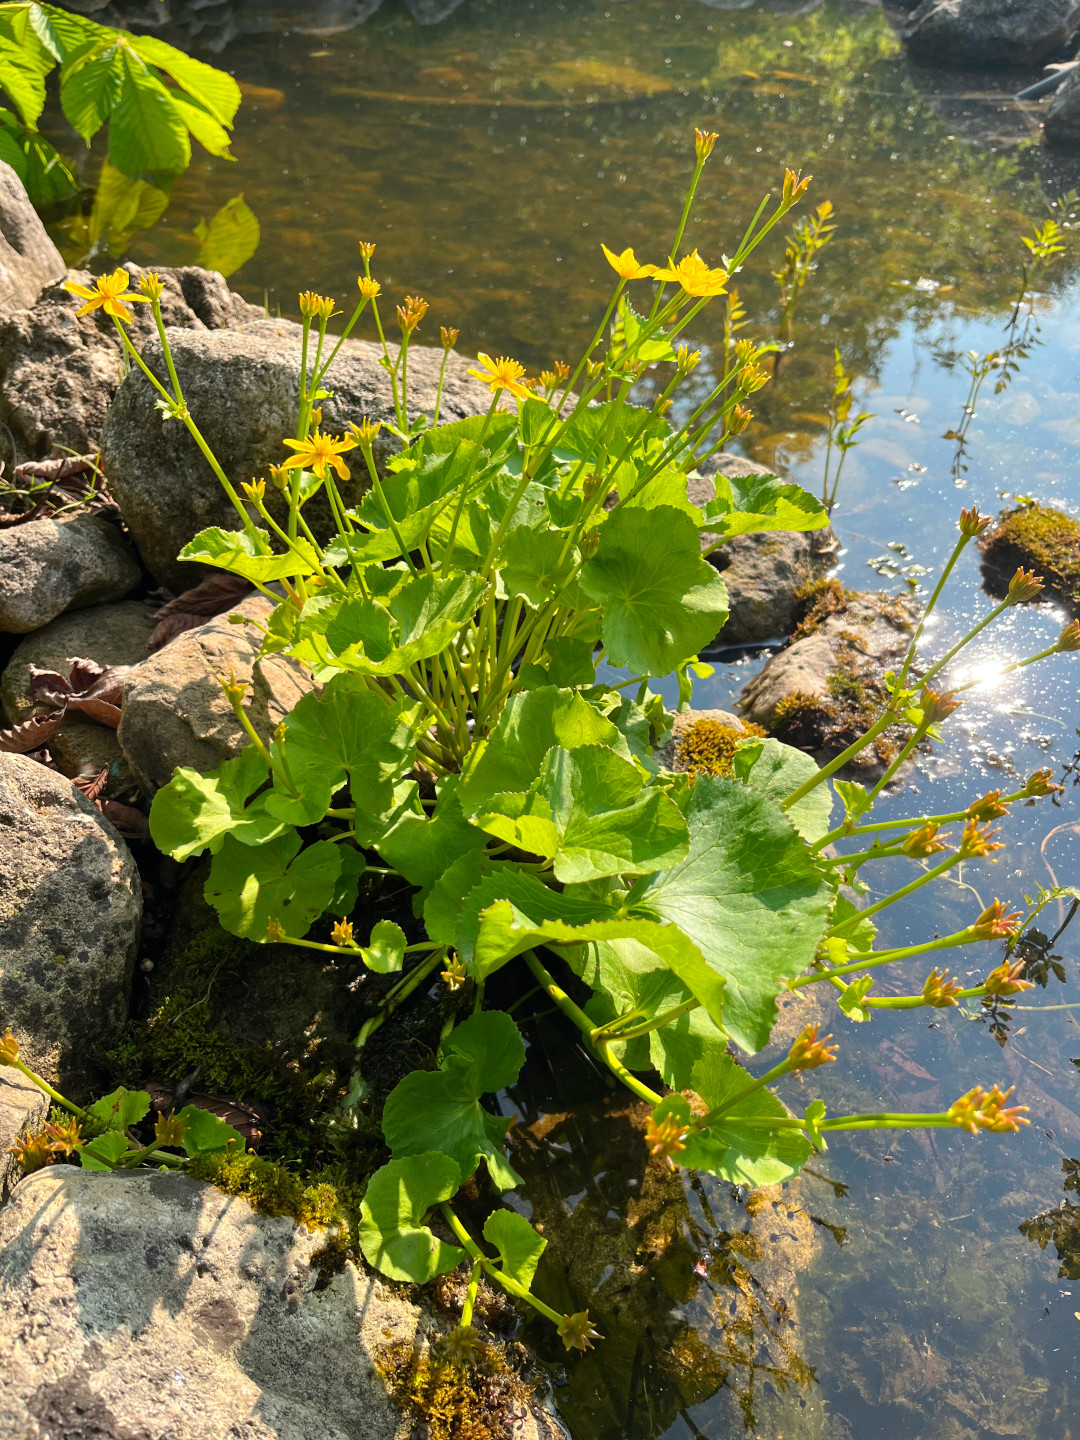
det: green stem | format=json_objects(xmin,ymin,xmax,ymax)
[
  {"xmin": 830, "ymin": 852, "xmax": 962, "ymax": 937},
  {"xmin": 791, "ymin": 927, "xmax": 981, "ymax": 987},
  {"xmin": 9, "ymin": 1059, "xmax": 88, "ymax": 1121}
]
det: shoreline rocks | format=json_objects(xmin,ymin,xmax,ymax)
[
  {"xmin": 0, "ymin": 752, "xmax": 141, "ymax": 1093},
  {"xmin": 102, "ymin": 319, "xmax": 493, "ymax": 587},
  {"xmin": 0, "ymin": 513, "xmax": 140, "ymax": 634},
  {"xmin": 980, "ymin": 503, "xmax": 1080, "ymax": 614},
  {"xmin": 902, "ymin": 0, "xmax": 1080, "ymax": 69},
  {"xmin": 0, "ymin": 161, "xmax": 65, "ymax": 316}
]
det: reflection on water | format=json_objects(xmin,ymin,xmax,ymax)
[{"xmin": 53, "ymin": 1, "xmax": 1080, "ymax": 1435}]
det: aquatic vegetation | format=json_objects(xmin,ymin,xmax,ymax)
[
  {"xmin": 0, "ymin": 3, "xmax": 257, "ymax": 266},
  {"xmin": 50, "ymin": 144, "xmax": 1080, "ymax": 1360},
  {"xmin": 980, "ymin": 503, "xmax": 1080, "ymax": 614}
]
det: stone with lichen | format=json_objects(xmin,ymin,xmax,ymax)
[{"xmin": 979, "ymin": 503, "xmax": 1080, "ymax": 616}]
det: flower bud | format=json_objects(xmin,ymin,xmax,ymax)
[
  {"xmin": 299, "ymin": 290, "xmax": 327, "ymax": 320},
  {"xmin": 348, "ymin": 417, "xmax": 382, "ymax": 450},
  {"xmin": 957, "ymin": 819, "xmax": 1003, "ymax": 859},
  {"xmin": 396, "ymin": 294, "xmax": 429, "ymax": 335},
  {"xmin": 1056, "ymin": 619, "xmax": 1080, "ymax": 652},
  {"xmin": 727, "ymin": 404, "xmax": 753, "ymax": 436},
  {"xmin": 44, "ymin": 1117, "xmax": 83, "ymax": 1156},
  {"xmin": 1006, "ymin": 567, "xmax": 1044, "ymax": 604},
  {"xmin": 0, "ymin": 1028, "xmax": 19, "ymax": 1066},
  {"xmin": 154, "ymin": 1111, "xmax": 190, "ymax": 1149},
  {"xmin": 242, "ymin": 478, "xmax": 266, "ymax": 505},
  {"xmin": 675, "ymin": 344, "xmax": 701, "ymax": 374},
  {"xmin": 7, "ymin": 1132, "xmax": 52, "ymax": 1174},
  {"xmin": 787, "ymin": 1023, "xmax": 839, "ymax": 1070},
  {"xmin": 268, "ymin": 463, "xmax": 289, "ymax": 492},
  {"xmin": 331, "ymin": 918, "xmax": 358, "ymax": 948},
  {"xmin": 585, "ymin": 359, "xmax": 604, "ymax": 380},
  {"xmin": 218, "ymin": 669, "xmax": 249, "ymax": 709},
  {"xmin": 554, "ymin": 361, "xmax": 571, "ymax": 381},
  {"xmin": 265, "ymin": 918, "xmax": 287, "ymax": 943},
  {"xmin": 922, "ymin": 968, "xmax": 962, "ymax": 1008},
  {"xmin": 440, "ymin": 324, "xmax": 459, "ymax": 351},
  {"xmin": 919, "ymin": 684, "xmax": 961, "ymax": 727},
  {"xmin": 694, "ymin": 128, "xmax": 719, "ymax": 162},
  {"xmin": 971, "ymin": 898, "xmax": 1022, "ymax": 939},
  {"xmin": 1021, "ymin": 767, "xmax": 1063, "ymax": 798},
  {"xmin": 958, "ymin": 505, "xmax": 991, "ymax": 538},
  {"xmin": 948, "ymin": 1084, "xmax": 1028, "ymax": 1134},
  {"xmin": 782, "ymin": 167, "xmax": 812, "ymax": 205},
  {"xmin": 441, "ymin": 955, "xmax": 468, "ymax": 991},
  {"xmin": 138, "ymin": 271, "xmax": 164, "ymax": 301},
  {"xmin": 966, "ymin": 790, "xmax": 1009, "ymax": 821},
  {"xmin": 557, "ymin": 1310, "xmax": 602, "ymax": 1352},
  {"xmin": 983, "ymin": 958, "xmax": 1033, "ymax": 996},
  {"xmin": 358, "ymin": 240, "xmax": 376, "ymax": 262},
  {"xmin": 539, "ymin": 369, "xmax": 558, "ymax": 391},
  {"xmin": 901, "ymin": 821, "xmax": 950, "ymax": 859},
  {"xmin": 644, "ymin": 1111, "xmax": 689, "ymax": 1168}
]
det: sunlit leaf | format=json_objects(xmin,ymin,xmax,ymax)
[
  {"xmin": 483, "ymin": 1210, "xmax": 546, "ymax": 1290},
  {"xmin": 195, "ymin": 194, "xmax": 261, "ymax": 277},
  {"xmin": 149, "ymin": 747, "xmax": 284, "ymax": 862},
  {"xmin": 178, "ymin": 527, "xmax": 322, "ymax": 583},
  {"xmin": 205, "ymin": 831, "xmax": 342, "ymax": 939},
  {"xmin": 357, "ymin": 1154, "xmax": 465, "ymax": 1283}
]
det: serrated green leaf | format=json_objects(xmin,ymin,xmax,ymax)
[
  {"xmin": 89, "ymin": 1086, "xmax": 150, "ymax": 1132},
  {"xmin": 0, "ymin": 32, "xmax": 50, "ymax": 128},
  {"xmin": 474, "ymin": 745, "xmax": 688, "ymax": 883},
  {"xmin": 176, "ymin": 1104, "xmax": 246, "ymax": 1157},
  {"xmin": 205, "ymin": 831, "xmax": 342, "ymax": 940},
  {"xmin": 732, "ymin": 736, "xmax": 833, "ymax": 843},
  {"xmin": 501, "ymin": 524, "xmax": 579, "ymax": 608},
  {"xmin": 171, "ymin": 90, "xmax": 233, "ymax": 159},
  {"xmin": 149, "ymin": 747, "xmax": 282, "ymax": 862},
  {"xmin": 357, "ymin": 1154, "xmax": 465, "ymax": 1283},
  {"xmin": 376, "ymin": 776, "xmax": 487, "ymax": 894},
  {"xmin": 833, "ymin": 779, "xmax": 871, "ymax": 822},
  {"xmin": 195, "ymin": 194, "xmax": 261, "ymax": 277},
  {"xmin": 483, "ymin": 1210, "xmax": 546, "ymax": 1290},
  {"xmin": 129, "ymin": 33, "xmax": 241, "ymax": 126},
  {"xmin": 516, "ymin": 636, "xmax": 596, "ymax": 690},
  {"xmin": 328, "ymin": 846, "xmax": 366, "ymax": 917},
  {"xmin": 629, "ymin": 776, "xmax": 832, "ymax": 1054},
  {"xmin": 702, "ymin": 471, "xmax": 829, "ymax": 540},
  {"xmin": 458, "ymin": 687, "xmax": 624, "ymax": 818},
  {"xmin": 178, "ymin": 527, "xmax": 322, "ymax": 583},
  {"xmin": 362, "ymin": 919, "xmax": 406, "ymax": 974},
  {"xmin": 837, "ymin": 974, "xmax": 875, "ymax": 1021},
  {"xmin": 109, "ymin": 49, "xmax": 189, "ymax": 176},
  {"xmin": 59, "ymin": 38, "xmax": 121, "ymax": 140},
  {"xmin": 579, "ymin": 506, "xmax": 729, "ymax": 677},
  {"xmin": 830, "ymin": 893, "xmax": 877, "ymax": 952},
  {"xmin": 80, "ymin": 1130, "xmax": 130, "ymax": 1170},
  {"xmin": 382, "ymin": 1011, "xmax": 525, "ymax": 1190}
]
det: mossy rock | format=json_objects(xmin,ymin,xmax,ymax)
[{"xmin": 980, "ymin": 504, "xmax": 1080, "ymax": 615}]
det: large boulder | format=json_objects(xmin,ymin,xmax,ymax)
[
  {"xmin": 0, "ymin": 162, "xmax": 65, "ymax": 315},
  {"xmin": 0, "ymin": 752, "xmax": 141, "ymax": 1092},
  {"xmin": 1046, "ymin": 65, "xmax": 1080, "ymax": 146},
  {"xmin": 902, "ymin": 0, "xmax": 1080, "ymax": 67},
  {"xmin": 1, "ymin": 601, "xmax": 157, "ymax": 784},
  {"xmin": 101, "ymin": 320, "xmax": 493, "ymax": 587},
  {"xmin": 0, "ymin": 263, "xmax": 262, "ymax": 462},
  {"xmin": 118, "ymin": 594, "xmax": 314, "ymax": 793},
  {"xmin": 0, "ymin": 1167, "xmax": 417, "ymax": 1440},
  {"xmin": 0, "ymin": 512, "xmax": 141, "ymax": 635}
]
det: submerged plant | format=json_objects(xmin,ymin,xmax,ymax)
[{"xmin": 66, "ymin": 140, "xmax": 1078, "ymax": 1353}]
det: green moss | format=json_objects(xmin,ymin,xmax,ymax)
[
  {"xmin": 791, "ymin": 577, "xmax": 856, "ymax": 639},
  {"xmin": 188, "ymin": 1149, "xmax": 363, "ymax": 1272},
  {"xmin": 675, "ymin": 717, "xmax": 767, "ymax": 779},
  {"xmin": 982, "ymin": 503, "xmax": 1080, "ymax": 611},
  {"xmin": 377, "ymin": 1337, "xmax": 538, "ymax": 1440}
]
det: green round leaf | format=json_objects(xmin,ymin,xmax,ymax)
[{"xmin": 357, "ymin": 1154, "xmax": 465, "ymax": 1284}]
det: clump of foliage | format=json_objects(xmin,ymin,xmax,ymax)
[
  {"xmin": 981, "ymin": 503, "xmax": 1080, "ymax": 614},
  {"xmin": 0, "ymin": 2, "xmax": 257, "ymax": 267},
  {"xmin": 675, "ymin": 716, "xmax": 766, "ymax": 779},
  {"xmin": 54, "ymin": 136, "xmax": 1080, "ymax": 1355}
]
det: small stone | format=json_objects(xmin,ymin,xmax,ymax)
[
  {"xmin": 979, "ymin": 503, "xmax": 1080, "ymax": 615},
  {"xmin": 117, "ymin": 595, "xmax": 313, "ymax": 794},
  {"xmin": 0, "ymin": 162, "xmax": 65, "ymax": 315},
  {"xmin": 0, "ymin": 514, "xmax": 141, "ymax": 634},
  {"xmin": 0, "ymin": 1071, "xmax": 48, "ymax": 1203},
  {"xmin": 1046, "ymin": 66, "xmax": 1080, "ymax": 148},
  {"xmin": 101, "ymin": 319, "xmax": 493, "ymax": 587},
  {"xmin": 0, "ymin": 601, "xmax": 157, "ymax": 785},
  {"xmin": 0, "ymin": 752, "xmax": 140, "ymax": 1092},
  {"xmin": 902, "ymin": 0, "xmax": 1080, "ymax": 68}
]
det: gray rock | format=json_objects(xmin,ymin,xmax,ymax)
[
  {"xmin": 902, "ymin": 0, "xmax": 1080, "ymax": 68},
  {"xmin": 0, "ymin": 752, "xmax": 140, "ymax": 1092},
  {"xmin": 1, "ymin": 601, "xmax": 157, "ymax": 784},
  {"xmin": 0, "ymin": 1072, "xmax": 47, "ymax": 1204},
  {"xmin": 0, "ymin": 513, "xmax": 141, "ymax": 634},
  {"xmin": 0, "ymin": 263, "xmax": 262, "ymax": 462},
  {"xmin": 101, "ymin": 319, "xmax": 494, "ymax": 587},
  {"xmin": 0, "ymin": 1167, "xmax": 415, "ymax": 1440},
  {"xmin": 1046, "ymin": 64, "xmax": 1080, "ymax": 146},
  {"xmin": 118, "ymin": 594, "xmax": 314, "ymax": 794},
  {"xmin": 693, "ymin": 454, "xmax": 838, "ymax": 645},
  {"xmin": 0, "ymin": 162, "xmax": 65, "ymax": 316},
  {"xmin": 0, "ymin": 1166, "xmax": 561, "ymax": 1440}
]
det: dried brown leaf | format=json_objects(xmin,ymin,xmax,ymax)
[
  {"xmin": 0, "ymin": 711, "xmax": 64, "ymax": 753},
  {"xmin": 149, "ymin": 573, "xmax": 252, "ymax": 652},
  {"xmin": 96, "ymin": 798, "xmax": 148, "ymax": 838},
  {"xmin": 73, "ymin": 766, "xmax": 110, "ymax": 801}
]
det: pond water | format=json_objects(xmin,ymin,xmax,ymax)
[{"xmin": 67, "ymin": 0, "xmax": 1080, "ymax": 1435}]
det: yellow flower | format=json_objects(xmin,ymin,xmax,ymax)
[
  {"xmin": 358, "ymin": 276, "xmax": 381, "ymax": 300},
  {"xmin": 440, "ymin": 325, "xmax": 459, "ymax": 351},
  {"xmin": 601, "ymin": 244, "xmax": 657, "ymax": 281},
  {"xmin": 358, "ymin": 240, "xmax": 376, "ymax": 261},
  {"xmin": 331, "ymin": 919, "xmax": 358, "ymax": 948},
  {"xmin": 396, "ymin": 294, "xmax": 429, "ymax": 334},
  {"xmin": 787, "ymin": 1023, "xmax": 838, "ymax": 1071},
  {"xmin": 154, "ymin": 1111, "xmax": 190, "ymax": 1149},
  {"xmin": 348, "ymin": 418, "xmax": 382, "ymax": 449},
  {"xmin": 651, "ymin": 250, "xmax": 728, "ymax": 297},
  {"xmin": 694, "ymin": 128, "xmax": 718, "ymax": 161},
  {"xmin": 265, "ymin": 918, "xmax": 287, "ymax": 943},
  {"xmin": 467, "ymin": 352, "xmax": 532, "ymax": 401},
  {"xmin": 64, "ymin": 269, "xmax": 151, "ymax": 324},
  {"xmin": 138, "ymin": 271, "xmax": 165, "ymax": 301},
  {"xmin": 441, "ymin": 955, "xmax": 468, "ymax": 991},
  {"xmin": 644, "ymin": 1112, "xmax": 688, "ymax": 1169},
  {"xmin": 281, "ymin": 429, "xmax": 357, "ymax": 481},
  {"xmin": 0, "ymin": 1028, "xmax": 19, "ymax": 1066},
  {"xmin": 242, "ymin": 478, "xmax": 266, "ymax": 505}
]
